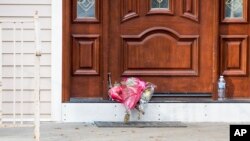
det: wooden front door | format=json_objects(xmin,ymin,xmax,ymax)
[
  {"xmin": 63, "ymin": 0, "xmax": 107, "ymax": 101},
  {"xmin": 109, "ymin": 0, "xmax": 216, "ymax": 95},
  {"xmin": 63, "ymin": 0, "xmax": 250, "ymax": 102},
  {"xmin": 219, "ymin": 0, "xmax": 250, "ymax": 98}
]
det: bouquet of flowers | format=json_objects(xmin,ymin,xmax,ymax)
[{"xmin": 108, "ymin": 77, "xmax": 156, "ymax": 123}]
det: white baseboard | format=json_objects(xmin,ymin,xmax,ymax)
[{"xmin": 62, "ymin": 103, "xmax": 250, "ymax": 122}]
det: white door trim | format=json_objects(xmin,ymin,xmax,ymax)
[{"xmin": 51, "ymin": 0, "xmax": 63, "ymax": 122}]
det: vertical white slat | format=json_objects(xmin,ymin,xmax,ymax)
[
  {"xmin": 0, "ymin": 23, "xmax": 3, "ymax": 124},
  {"xmin": 13, "ymin": 22, "xmax": 16, "ymax": 125},
  {"xmin": 20, "ymin": 22, "xmax": 24, "ymax": 125},
  {"xmin": 51, "ymin": 0, "xmax": 63, "ymax": 122},
  {"xmin": 34, "ymin": 12, "xmax": 41, "ymax": 141}
]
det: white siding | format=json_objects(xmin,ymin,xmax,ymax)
[
  {"xmin": 0, "ymin": 0, "xmax": 52, "ymax": 121},
  {"xmin": 0, "ymin": 0, "xmax": 51, "ymax": 5},
  {"xmin": 0, "ymin": 5, "xmax": 51, "ymax": 17}
]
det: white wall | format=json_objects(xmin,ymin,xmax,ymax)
[{"xmin": 0, "ymin": 0, "xmax": 52, "ymax": 121}]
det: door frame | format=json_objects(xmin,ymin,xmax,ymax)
[
  {"xmin": 51, "ymin": 0, "xmax": 63, "ymax": 121},
  {"xmin": 61, "ymin": 0, "xmax": 219, "ymax": 102},
  {"xmin": 62, "ymin": 0, "xmax": 72, "ymax": 102}
]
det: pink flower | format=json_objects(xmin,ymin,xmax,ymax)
[
  {"xmin": 120, "ymin": 78, "xmax": 146, "ymax": 110},
  {"xmin": 108, "ymin": 77, "xmax": 150, "ymax": 110},
  {"xmin": 108, "ymin": 85, "xmax": 123, "ymax": 103}
]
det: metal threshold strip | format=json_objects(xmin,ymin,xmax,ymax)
[
  {"xmin": 153, "ymin": 93, "xmax": 212, "ymax": 97},
  {"xmin": 69, "ymin": 93, "xmax": 250, "ymax": 103}
]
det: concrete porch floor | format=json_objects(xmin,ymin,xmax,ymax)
[{"xmin": 0, "ymin": 122, "xmax": 234, "ymax": 141}]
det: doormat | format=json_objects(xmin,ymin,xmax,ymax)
[{"xmin": 94, "ymin": 121, "xmax": 187, "ymax": 128}]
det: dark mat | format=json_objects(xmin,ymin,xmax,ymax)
[{"xmin": 94, "ymin": 121, "xmax": 187, "ymax": 128}]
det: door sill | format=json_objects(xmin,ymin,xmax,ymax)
[
  {"xmin": 70, "ymin": 98, "xmax": 114, "ymax": 103},
  {"xmin": 150, "ymin": 97, "xmax": 250, "ymax": 103},
  {"xmin": 69, "ymin": 97, "xmax": 250, "ymax": 103}
]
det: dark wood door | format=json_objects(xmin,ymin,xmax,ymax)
[
  {"xmin": 64, "ymin": 0, "xmax": 250, "ymax": 101},
  {"xmin": 219, "ymin": 0, "xmax": 250, "ymax": 98},
  {"xmin": 109, "ymin": 0, "xmax": 217, "ymax": 95},
  {"xmin": 63, "ymin": 0, "xmax": 109, "ymax": 101}
]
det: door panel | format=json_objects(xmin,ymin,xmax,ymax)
[
  {"xmin": 63, "ymin": 0, "xmax": 103, "ymax": 101},
  {"xmin": 220, "ymin": 0, "xmax": 250, "ymax": 98},
  {"xmin": 109, "ymin": 0, "xmax": 216, "ymax": 94},
  {"xmin": 121, "ymin": 27, "xmax": 199, "ymax": 76}
]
